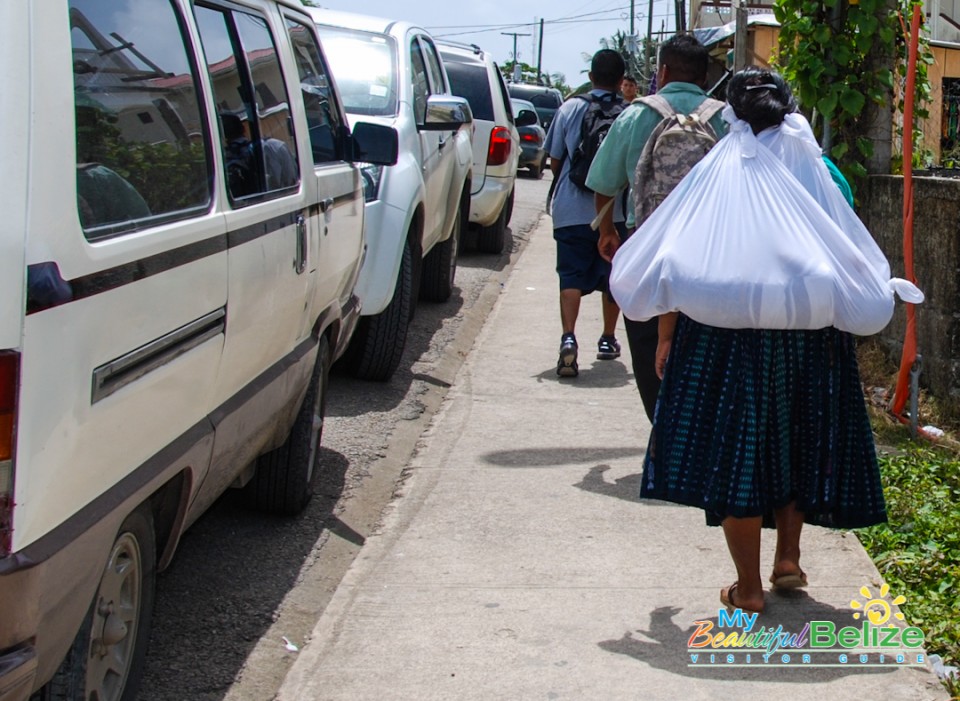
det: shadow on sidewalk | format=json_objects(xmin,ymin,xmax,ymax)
[
  {"xmin": 599, "ymin": 597, "xmax": 910, "ymax": 682},
  {"xmin": 483, "ymin": 446, "xmax": 643, "ymax": 467}
]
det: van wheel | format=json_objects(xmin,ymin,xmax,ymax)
[
  {"xmin": 477, "ymin": 193, "xmax": 510, "ymax": 254},
  {"xmin": 244, "ymin": 336, "xmax": 330, "ymax": 515},
  {"xmin": 342, "ymin": 240, "xmax": 412, "ymax": 381},
  {"xmin": 419, "ymin": 199, "xmax": 461, "ymax": 302},
  {"xmin": 44, "ymin": 507, "xmax": 155, "ymax": 701}
]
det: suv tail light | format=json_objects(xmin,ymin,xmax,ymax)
[
  {"xmin": 521, "ymin": 132, "xmax": 541, "ymax": 145},
  {"xmin": 0, "ymin": 352, "xmax": 19, "ymax": 556},
  {"xmin": 487, "ymin": 126, "xmax": 512, "ymax": 166}
]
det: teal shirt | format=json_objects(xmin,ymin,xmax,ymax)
[{"xmin": 585, "ymin": 82, "xmax": 728, "ymax": 228}]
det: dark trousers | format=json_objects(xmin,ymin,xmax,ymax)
[{"xmin": 624, "ymin": 315, "xmax": 661, "ymax": 423}]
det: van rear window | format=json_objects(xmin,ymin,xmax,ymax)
[{"xmin": 70, "ymin": 0, "xmax": 213, "ymax": 239}]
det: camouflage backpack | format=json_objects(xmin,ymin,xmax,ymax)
[{"xmin": 633, "ymin": 93, "xmax": 725, "ymax": 225}]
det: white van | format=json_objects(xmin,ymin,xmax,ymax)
[{"xmin": 0, "ymin": 1, "xmax": 396, "ymax": 699}]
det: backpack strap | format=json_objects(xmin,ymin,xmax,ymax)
[
  {"xmin": 636, "ymin": 93, "xmax": 676, "ymax": 120},
  {"xmin": 691, "ymin": 98, "xmax": 725, "ymax": 126}
]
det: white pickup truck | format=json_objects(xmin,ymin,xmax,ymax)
[{"xmin": 311, "ymin": 9, "xmax": 475, "ymax": 381}]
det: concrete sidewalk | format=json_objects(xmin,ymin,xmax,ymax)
[{"xmin": 278, "ymin": 217, "xmax": 948, "ymax": 701}]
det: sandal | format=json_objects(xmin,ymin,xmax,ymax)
[
  {"xmin": 769, "ymin": 570, "xmax": 808, "ymax": 590},
  {"xmin": 720, "ymin": 583, "xmax": 764, "ymax": 613}
]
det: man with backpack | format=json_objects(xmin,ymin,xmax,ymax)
[
  {"xmin": 545, "ymin": 49, "xmax": 627, "ymax": 378},
  {"xmin": 586, "ymin": 33, "xmax": 727, "ymax": 420}
]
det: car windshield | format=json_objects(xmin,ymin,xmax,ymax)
[
  {"xmin": 442, "ymin": 57, "xmax": 494, "ymax": 121},
  {"xmin": 315, "ymin": 26, "xmax": 398, "ymax": 117}
]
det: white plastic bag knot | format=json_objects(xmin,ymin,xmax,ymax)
[{"xmin": 722, "ymin": 104, "xmax": 757, "ymax": 158}]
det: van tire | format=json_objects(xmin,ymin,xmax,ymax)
[
  {"xmin": 477, "ymin": 193, "xmax": 509, "ymax": 254},
  {"xmin": 244, "ymin": 335, "xmax": 330, "ymax": 515},
  {"xmin": 343, "ymin": 240, "xmax": 412, "ymax": 381},
  {"xmin": 419, "ymin": 199, "xmax": 461, "ymax": 302},
  {"xmin": 44, "ymin": 507, "xmax": 156, "ymax": 701}
]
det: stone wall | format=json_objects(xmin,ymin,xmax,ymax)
[{"xmin": 860, "ymin": 175, "xmax": 960, "ymax": 410}]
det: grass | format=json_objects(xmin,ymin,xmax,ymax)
[{"xmin": 854, "ymin": 339, "xmax": 960, "ymax": 696}]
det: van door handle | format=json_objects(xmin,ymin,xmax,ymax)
[
  {"xmin": 319, "ymin": 197, "xmax": 334, "ymax": 214},
  {"xmin": 294, "ymin": 214, "xmax": 307, "ymax": 274}
]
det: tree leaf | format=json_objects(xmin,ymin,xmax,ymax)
[
  {"xmin": 876, "ymin": 68, "xmax": 894, "ymax": 89},
  {"xmin": 839, "ymin": 88, "xmax": 866, "ymax": 116},
  {"xmin": 818, "ymin": 92, "xmax": 839, "ymax": 117},
  {"xmin": 831, "ymin": 142, "xmax": 849, "ymax": 159}
]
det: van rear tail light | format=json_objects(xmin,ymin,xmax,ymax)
[
  {"xmin": 0, "ymin": 351, "xmax": 19, "ymax": 556},
  {"xmin": 487, "ymin": 127, "xmax": 512, "ymax": 166}
]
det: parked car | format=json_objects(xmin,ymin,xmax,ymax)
[
  {"xmin": 309, "ymin": 9, "xmax": 474, "ymax": 381},
  {"xmin": 438, "ymin": 41, "xmax": 519, "ymax": 254},
  {"xmin": 511, "ymin": 98, "xmax": 547, "ymax": 179},
  {"xmin": 0, "ymin": 1, "xmax": 397, "ymax": 699},
  {"xmin": 506, "ymin": 83, "xmax": 564, "ymax": 131}
]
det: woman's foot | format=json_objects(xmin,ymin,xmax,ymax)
[
  {"xmin": 769, "ymin": 567, "xmax": 808, "ymax": 590},
  {"xmin": 720, "ymin": 582, "xmax": 765, "ymax": 613}
]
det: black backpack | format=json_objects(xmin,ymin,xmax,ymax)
[{"xmin": 566, "ymin": 92, "xmax": 625, "ymax": 192}]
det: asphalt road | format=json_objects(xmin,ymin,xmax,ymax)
[{"xmin": 137, "ymin": 171, "xmax": 552, "ymax": 701}]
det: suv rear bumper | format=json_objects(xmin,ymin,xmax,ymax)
[{"xmin": 469, "ymin": 175, "xmax": 512, "ymax": 227}]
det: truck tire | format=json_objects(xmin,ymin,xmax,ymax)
[
  {"xmin": 244, "ymin": 335, "xmax": 331, "ymax": 515},
  {"xmin": 342, "ymin": 239, "xmax": 412, "ymax": 381},
  {"xmin": 44, "ymin": 507, "xmax": 156, "ymax": 701},
  {"xmin": 477, "ymin": 194, "xmax": 508, "ymax": 254},
  {"xmin": 419, "ymin": 198, "xmax": 461, "ymax": 302}
]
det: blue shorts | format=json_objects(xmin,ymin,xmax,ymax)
[{"xmin": 553, "ymin": 222, "xmax": 626, "ymax": 294}]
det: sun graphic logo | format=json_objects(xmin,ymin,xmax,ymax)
[{"xmin": 850, "ymin": 584, "xmax": 907, "ymax": 625}]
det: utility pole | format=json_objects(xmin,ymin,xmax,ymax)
[
  {"xmin": 732, "ymin": 0, "xmax": 748, "ymax": 71},
  {"xmin": 630, "ymin": 0, "xmax": 635, "ymax": 35},
  {"xmin": 645, "ymin": 0, "xmax": 654, "ymax": 90},
  {"xmin": 536, "ymin": 18, "xmax": 544, "ymax": 85},
  {"xmin": 501, "ymin": 31, "xmax": 530, "ymax": 82}
]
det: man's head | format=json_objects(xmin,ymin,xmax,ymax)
[
  {"xmin": 621, "ymin": 75, "xmax": 639, "ymax": 101},
  {"xmin": 656, "ymin": 34, "xmax": 709, "ymax": 88},
  {"xmin": 589, "ymin": 49, "xmax": 626, "ymax": 91}
]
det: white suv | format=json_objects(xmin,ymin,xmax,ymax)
[
  {"xmin": 0, "ymin": 1, "xmax": 396, "ymax": 698},
  {"xmin": 310, "ymin": 9, "xmax": 474, "ymax": 381},
  {"xmin": 438, "ymin": 42, "xmax": 520, "ymax": 254}
]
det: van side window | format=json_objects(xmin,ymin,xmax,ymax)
[
  {"xmin": 285, "ymin": 18, "xmax": 344, "ymax": 164},
  {"xmin": 194, "ymin": 4, "xmax": 300, "ymax": 202},
  {"xmin": 70, "ymin": 0, "xmax": 213, "ymax": 239}
]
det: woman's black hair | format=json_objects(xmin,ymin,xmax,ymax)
[{"xmin": 727, "ymin": 68, "xmax": 797, "ymax": 134}]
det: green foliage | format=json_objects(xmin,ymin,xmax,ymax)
[
  {"xmin": 857, "ymin": 445, "xmax": 960, "ymax": 672},
  {"xmin": 775, "ymin": 0, "xmax": 932, "ymax": 188}
]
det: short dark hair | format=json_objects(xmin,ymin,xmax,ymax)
[
  {"xmin": 658, "ymin": 34, "xmax": 709, "ymax": 84},
  {"xmin": 727, "ymin": 68, "xmax": 797, "ymax": 134},
  {"xmin": 622, "ymin": 75, "xmax": 638, "ymax": 86},
  {"xmin": 591, "ymin": 49, "xmax": 626, "ymax": 89}
]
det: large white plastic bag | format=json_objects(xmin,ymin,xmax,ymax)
[{"xmin": 610, "ymin": 110, "xmax": 922, "ymax": 335}]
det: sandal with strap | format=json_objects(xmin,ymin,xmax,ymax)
[
  {"xmin": 720, "ymin": 582, "xmax": 764, "ymax": 614},
  {"xmin": 769, "ymin": 570, "xmax": 808, "ymax": 591}
]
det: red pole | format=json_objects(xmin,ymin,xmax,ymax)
[{"xmin": 889, "ymin": 2, "xmax": 922, "ymax": 419}]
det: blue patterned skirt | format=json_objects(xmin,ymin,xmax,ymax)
[{"xmin": 641, "ymin": 315, "xmax": 886, "ymax": 529}]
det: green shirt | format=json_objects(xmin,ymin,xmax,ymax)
[{"xmin": 585, "ymin": 82, "xmax": 728, "ymax": 227}]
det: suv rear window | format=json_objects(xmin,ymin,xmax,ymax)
[
  {"xmin": 530, "ymin": 93, "xmax": 562, "ymax": 108},
  {"xmin": 442, "ymin": 58, "xmax": 494, "ymax": 121}
]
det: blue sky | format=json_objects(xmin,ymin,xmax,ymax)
[{"xmin": 315, "ymin": 0, "xmax": 680, "ymax": 87}]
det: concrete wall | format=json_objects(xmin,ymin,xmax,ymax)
[{"xmin": 860, "ymin": 175, "xmax": 960, "ymax": 409}]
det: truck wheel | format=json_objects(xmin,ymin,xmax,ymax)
[
  {"xmin": 45, "ymin": 507, "xmax": 156, "ymax": 701},
  {"xmin": 419, "ymin": 199, "xmax": 461, "ymax": 302},
  {"xmin": 244, "ymin": 335, "xmax": 331, "ymax": 515},
  {"xmin": 477, "ymin": 193, "xmax": 509, "ymax": 254},
  {"xmin": 342, "ymin": 239, "xmax": 412, "ymax": 381}
]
